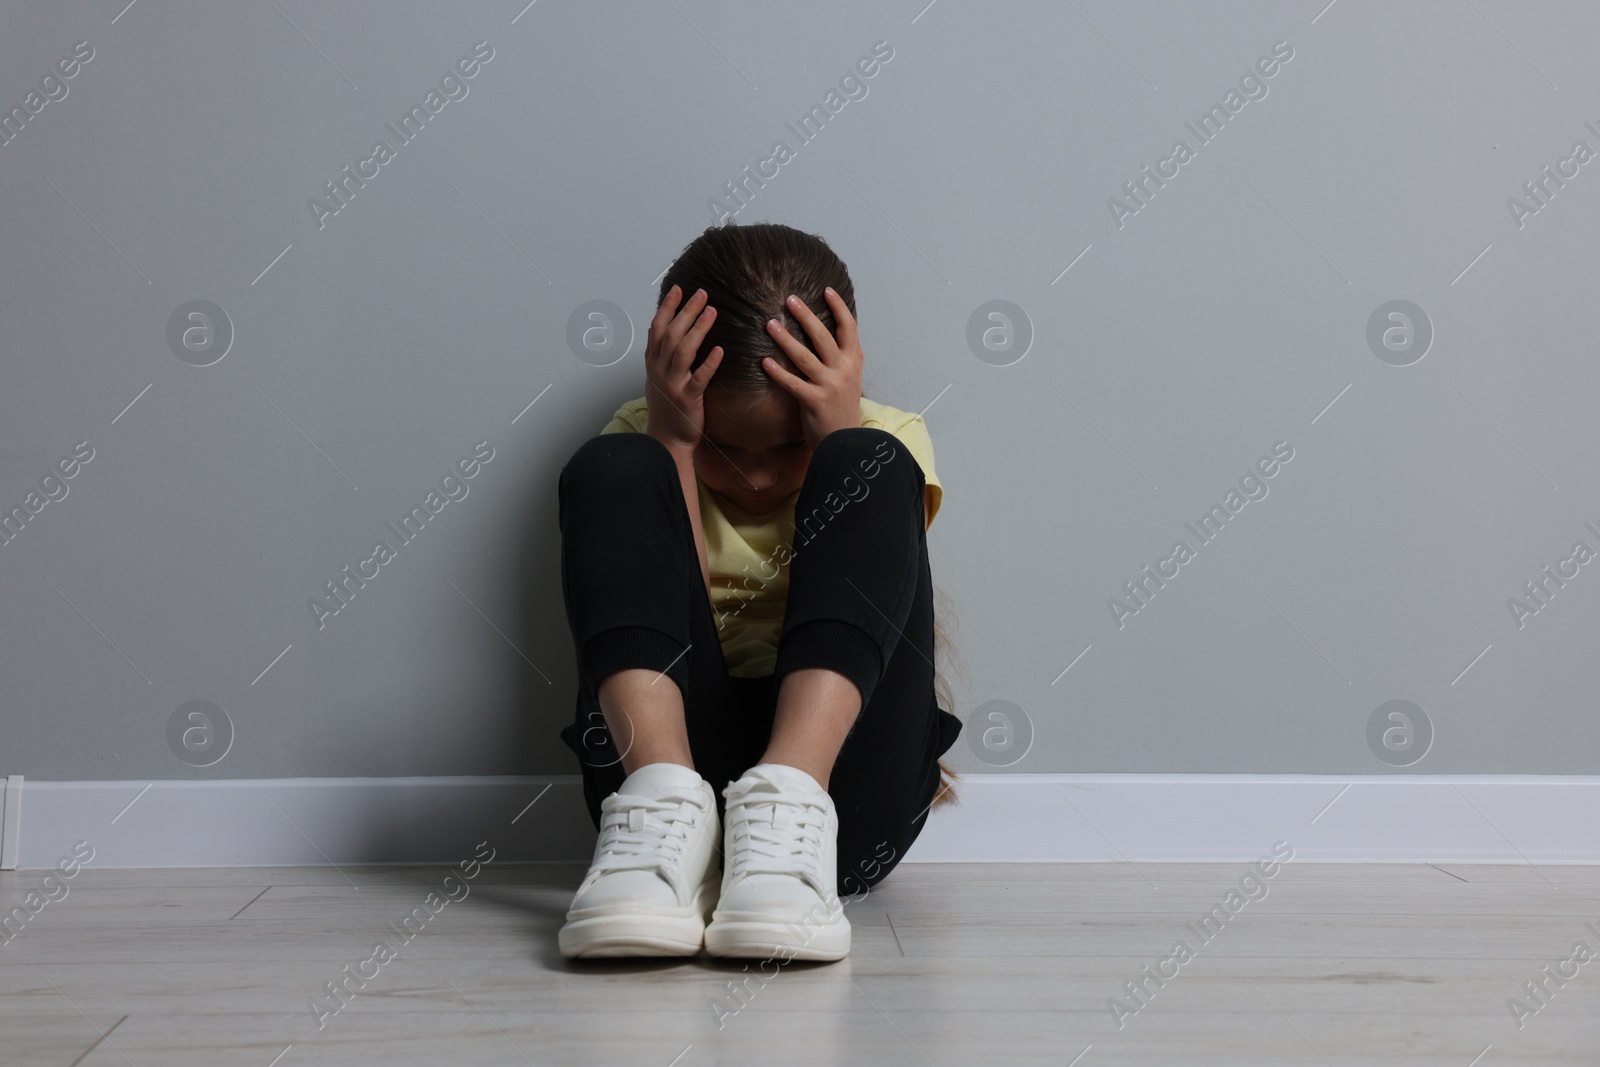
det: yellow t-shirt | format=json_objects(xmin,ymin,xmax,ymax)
[{"xmin": 599, "ymin": 395, "xmax": 942, "ymax": 677}]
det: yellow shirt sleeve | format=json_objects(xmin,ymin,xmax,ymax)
[
  {"xmin": 859, "ymin": 397, "xmax": 943, "ymax": 530},
  {"xmin": 599, "ymin": 397, "xmax": 649, "ymax": 435}
]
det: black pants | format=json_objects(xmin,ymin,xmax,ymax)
[{"xmin": 557, "ymin": 426, "xmax": 961, "ymax": 898}]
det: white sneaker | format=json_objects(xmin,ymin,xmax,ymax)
[
  {"xmin": 559, "ymin": 762, "xmax": 722, "ymax": 958},
  {"xmin": 704, "ymin": 763, "xmax": 850, "ymax": 961}
]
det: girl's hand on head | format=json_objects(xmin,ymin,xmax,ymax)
[
  {"xmin": 760, "ymin": 287, "xmax": 863, "ymax": 450},
  {"xmin": 644, "ymin": 285, "xmax": 724, "ymax": 455}
]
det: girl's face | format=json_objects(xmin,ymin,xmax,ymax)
[{"xmin": 695, "ymin": 388, "xmax": 812, "ymax": 516}]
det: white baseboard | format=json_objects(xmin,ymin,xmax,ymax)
[
  {"xmin": 3, "ymin": 774, "xmax": 1598, "ymax": 869},
  {"xmin": 910, "ymin": 773, "xmax": 1600, "ymax": 864},
  {"xmin": 1, "ymin": 776, "xmax": 21, "ymax": 869}
]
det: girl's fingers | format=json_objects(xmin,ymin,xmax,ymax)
[
  {"xmin": 760, "ymin": 355, "xmax": 816, "ymax": 401},
  {"xmin": 689, "ymin": 346, "xmax": 723, "ymax": 389},
  {"xmin": 766, "ymin": 315, "xmax": 826, "ymax": 377},
  {"xmin": 674, "ymin": 303, "xmax": 716, "ymax": 374},
  {"xmin": 651, "ymin": 285, "xmax": 682, "ymax": 335},
  {"xmin": 646, "ymin": 285, "xmax": 684, "ymax": 363},
  {"xmin": 659, "ymin": 288, "xmax": 709, "ymax": 366},
  {"xmin": 782, "ymin": 294, "xmax": 839, "ymax": 367},
  {"xmin": 823, "ymin": 287, "xmax": 858, "ymax": 355}
]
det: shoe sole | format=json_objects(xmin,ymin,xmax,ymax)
[
  {"xmin": 559, "ymin": 913, "xmax": 706, "ymax": 958},
  {"xmin": 704, "ymin": 918, "xmax": 851, "ymax": 961},
  {"xmin": 559, "ymin": 879, "xmax": 719, "ymax": 959}
]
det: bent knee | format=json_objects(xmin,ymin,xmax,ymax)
[
  {"xmin": 812, "ymin": 426, "xmax": 920, "ymax": 489},
  {"xmin": 563, "ymin": 432, "xmax": 676, "ymax": 487},
  {"xmin": 816, "ymin": 425, "xmax": 894, "ymax": 456}
]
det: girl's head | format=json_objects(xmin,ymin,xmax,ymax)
[{"xmin": 658, "ymin": 222, "xmax": 857, "ymax": 515}]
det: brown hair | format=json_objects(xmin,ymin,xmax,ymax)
[
  {"xmin": 658, "ymin": 222, "xmax": 856, "ymax": 393},
  {"xmin": 659, "ymin": 222, "xmax": 964, "ymax": 809}
]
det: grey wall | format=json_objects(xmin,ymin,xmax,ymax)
[{"xmin": 3, "ymin": 0, "xmax": 1597, "ymax": 782}]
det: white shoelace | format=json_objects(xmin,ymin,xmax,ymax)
[
  {"xmin": 723, "ymin": 785, "xmax": 828, "ymax": 882},
  {"xmin": 590, "ymin": 789, "xmax": 704, "ymax": 876}
]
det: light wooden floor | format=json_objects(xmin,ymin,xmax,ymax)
[{"xmin": 4, "ymin": 861, "xmax": 1598, "ymax": 1065}]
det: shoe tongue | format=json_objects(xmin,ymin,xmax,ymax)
[
  {"xmin": 742, "ymin": 762, "xmax": 824, "ymax": 796},
  {"xmin": 620, "ymin": 762, "xmax": 703, "ymax": 797}
]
